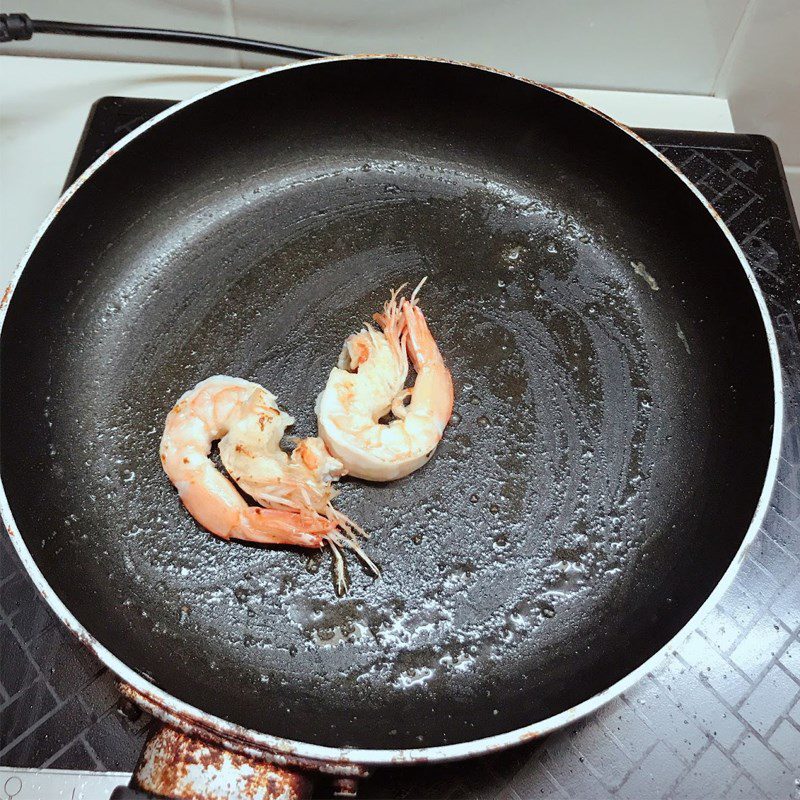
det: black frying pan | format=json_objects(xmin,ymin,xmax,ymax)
[{"xmin": 0, "ymin": 57, "xmax": 779, "ymax": 759}]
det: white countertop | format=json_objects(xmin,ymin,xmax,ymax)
[{"xmin": 0, "ymin": 54, "xmax": 734, "ymax": 283}]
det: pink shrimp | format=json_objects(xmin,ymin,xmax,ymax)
[
  {"xmin": 160, "ymin": 376, "xmax": 377, "ymax": 592},
  {"xmin": 316, "ymin": 279, "xmax": 454, "ymax": 481}
]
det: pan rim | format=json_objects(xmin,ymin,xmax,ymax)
[{"xmin": 0, "ymin": 54, "xmax": 784, "ymax": 767}]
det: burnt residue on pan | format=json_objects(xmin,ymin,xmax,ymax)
[{"xmin": 0, "ymin": 59, "xmax": 774, "ymax": 752}]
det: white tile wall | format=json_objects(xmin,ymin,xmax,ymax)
[
  {"xmin": 716, "ymin": 0, "xmax": 800, "ymax": 209},
  {"xmin": 3, "ymin": 0, "xmax": 798, "ymax": 208},
  {"xmin": 9, "ymin": 0, "xmax": 748, "ymax": 93},
  {"xmin": 230, "ymin": 0, "xmax": 750, "ymax": 94}
]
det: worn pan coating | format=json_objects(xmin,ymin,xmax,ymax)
[{"xmin": 0, "ymin": 57, "xmax": 780, "ymax": 759}]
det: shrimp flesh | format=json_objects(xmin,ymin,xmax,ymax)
[
  {"xmin": 316, "ymin": 280, "xmax": 454, "ymax": 481},
  {"xmin": 160, "ymin": 375, "xmax": 378, "ymax": 592}
]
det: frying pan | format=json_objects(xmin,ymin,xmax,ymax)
[{"xmin": 0, "ymin": 56, "xmax": 782, "ymax": 795}]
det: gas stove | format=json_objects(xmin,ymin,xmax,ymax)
[{"xmin": 1, "ymin": 96, "xmax": 799, "ymax": 799}]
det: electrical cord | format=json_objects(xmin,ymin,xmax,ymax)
[{"xmin": 0, "ymin": 12, "xmax": 337, "ymax": 60}]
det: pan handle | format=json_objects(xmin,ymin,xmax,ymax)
[{"xmin": 117, "ymin": 725, "xmax": 313, "ymax": 800}]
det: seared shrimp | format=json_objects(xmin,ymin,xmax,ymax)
[
  {"xmin": 316, "ymin": 280, "xmax": 454, "ymax": 481},
  {"xmin": 160, "ymin": 376, "xmax": 377, "ymax": 592},
  {"xmin": 217, "ymin": 385, "xmax": 342, "ymax": 516}
]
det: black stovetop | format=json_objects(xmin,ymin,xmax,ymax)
[{"xmin": 1, "ymin": 96, "xmax": 799, "ymax": 799}]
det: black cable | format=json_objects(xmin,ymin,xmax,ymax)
[{"xmin": 0, "ymin": 13, "xmax": 337, "ymax": 60}]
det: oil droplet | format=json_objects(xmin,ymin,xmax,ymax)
[
  {"xmin": 450, "ymin": 411, "xmax": 462, "ymax": 426},
  {"xmin": 477, "ymin": 415, "xmax": 490, "ymax": 427}
]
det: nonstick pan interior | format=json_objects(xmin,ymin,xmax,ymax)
[{"xmin": 0, "ymin": 59, "xmax": 775, "ymax": 750}]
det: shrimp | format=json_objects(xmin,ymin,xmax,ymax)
[
  {"xmin": 160, "ymin": 376, "xmax": 378, "ymax": 592},
  {"xmin": 217, "ymin": 385, "xmax": 342, "ymax": 515},
  {"xmin": 316, "ymin": 280, "xmax": 454, "ymax": 481}
]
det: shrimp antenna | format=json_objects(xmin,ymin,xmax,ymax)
[
  {"xmin": 391, "ymin": 282, "xmax": 409, "ymax": 305},
  {"xmin": 328, "ymin": 530, "xmax": 381, "ymax": 578},
  {"xmin": 410, "ymin": 276, "xmax": 428, "ymax": 305},
  {"xmin": 327, "ymin": 536, "xmax": 349, "ymax": 595}
]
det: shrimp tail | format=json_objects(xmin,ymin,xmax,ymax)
[{"xmin": 233, "ymin": 507, "xmax": 332, "ymax": 548}]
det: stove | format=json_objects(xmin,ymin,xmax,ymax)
[{"xmin": 1, "ymin": 96, "xmax": 799, "ymax": 799}]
